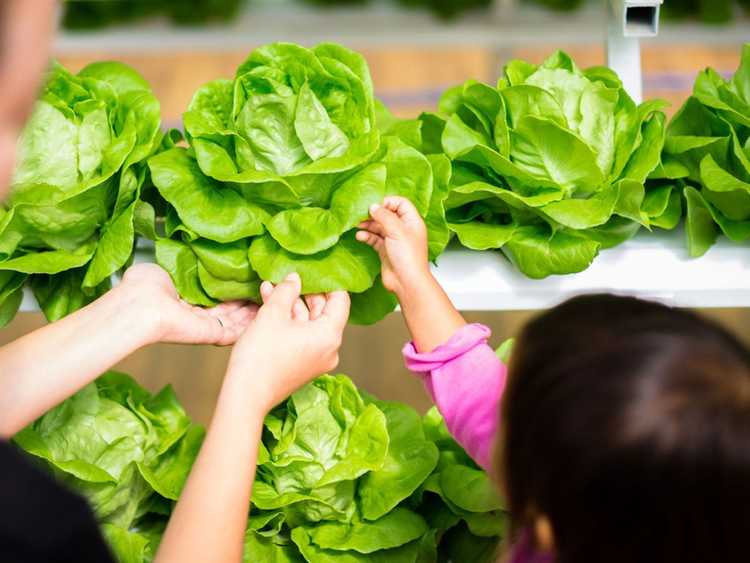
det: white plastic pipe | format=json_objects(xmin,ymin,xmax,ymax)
[{"xmin": 607, "ymin": 0, "xmax": 663, "ymax": 104}]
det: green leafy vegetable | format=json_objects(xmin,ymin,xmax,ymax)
[
  {"xmin": 150, "ymin": 42, "xmax": 448, "ymax": 324},
  {"xmin": 660, "ymin": 44, "xmax": 750, "ymax": 256},
  {"xmin": 0, "ymin": 60, "xmax": 162, "ymax": 326},
  {"xmin": 62, "ymin": 0, "xmax": 246, "ymax": 30},
  {"xmin": 13, "ymin": 372, "xmax": 202, "ymax": 562},
  {"xmin": 15, "ymin": 371, "xmax": 503, "ymax": 562},
  {"xmin": 421, "ymin": 51, "xmax": 668, "ymax": 278}
]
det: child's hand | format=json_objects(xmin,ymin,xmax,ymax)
[
  {"xmin": 227, "ymin": 273, "xmax": 350, "ymax": 412},
  {"xmin": 356, "ymin": 196, "xmax": 431, "ymax": 298}
]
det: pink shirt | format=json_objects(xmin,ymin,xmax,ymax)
[
  {"xmin": 403, "ymin": 323, "xmax": 505, "ymax": 470},
  {"xmin": 403, "ymin": 323, "xmax": 552, "ymax": 563}
]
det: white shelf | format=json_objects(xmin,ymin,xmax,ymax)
[
  {"xmin": 18, "ymin": 231, "xmax": 750, "ymax": 313},
  {"xmin": 433, "ymin": 230, "xmax": 750, "ymax": 311},
  {"xmin": 54, "ymin": 1, "xmax": 750, "ymax": 54}
]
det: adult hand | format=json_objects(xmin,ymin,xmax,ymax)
[
  {"xmin": 356, "ymin": 196, "xmax": 430, "ymax": 298},
  {"xmin": 118, "ymin": 263, "xmax": 257, "ymax": 346},
  {"xmin": 227, "ymin": 272, "xmax": 350, "ymax": 412}
]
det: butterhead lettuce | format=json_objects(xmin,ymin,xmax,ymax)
[
  {"xmin": 13, "ymin": 372, "xmax": 204, "ymax": 563},
  {"xmin": 420, "ymin": 51, "xmax": 670, "ymax": 278},
  {"xmin": 658, "ymin": 43, "xmax": 750, "ymax": 257},
  {"xmin": 0, "ymin": 61, "xmax": 162, "ymax": 325},
  {"xmin": 150, "ymin": 43, "xmax": 447, "ymax": 324},
  {"xmin": 15, "ymin": 371, "xmax": 504, "ymax": 563}
]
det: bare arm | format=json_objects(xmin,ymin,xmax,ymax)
[
  {"xmin": 155, "ymin": 274, "xmax": 350, "ymax": 563},
  {"xmin": 0, "ymin": 264, "xmax": 254, "ymax": 437},
  {"xmin": 154, "ymin": 370, "xmax": 267, "ymax": 563},
  {"xmin": 357, "ymin": 197, "xmax": 465, "ymax": 352}
]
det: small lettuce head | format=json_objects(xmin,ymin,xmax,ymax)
[
  {"xmin": 421, "ymin": 51, "xmax": 669, "ymax": 278},
  {"xmin": 0, "ymin": 61, "xmax": 162, "ymax": 324},
  {"xmin": 659, "ymin": 43, "xmax": 750, "ymax": 257}
]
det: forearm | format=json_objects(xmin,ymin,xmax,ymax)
[
  {"xmin": 0, "ymin": 286, "xmax": 156, "ymax": 436},
  {"xmin": 155, "ymin": 365, "xmax": 269, "ymax": 563},
  {"xmin": 397, "ymin": 272, "xmax": 466, "ymax": 353}
]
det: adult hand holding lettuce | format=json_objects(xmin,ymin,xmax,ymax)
[
  {"xmin": 0, "ymin": 262, "xmax": 256, "ymax": 437},
  {"xmin": 155, "ymin": 274, "xmax": 349, "ymax": 563}
]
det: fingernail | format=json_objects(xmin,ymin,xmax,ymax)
[
  {"xmin": 286, "ymin": 272, "xmax": 300, "ymax": 283},
  {"xmin": 369, "ymin": 204, "xmax": 380, "ymax": 214}
]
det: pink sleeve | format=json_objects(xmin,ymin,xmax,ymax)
[{"xmin": 402, "ymin": 324, "xmax": 507, "ymax": 471}]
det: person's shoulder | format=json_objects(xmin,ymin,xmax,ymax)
[{"xmin": 0, "ymin": 439, "xmax": 114, "ymax": 562}]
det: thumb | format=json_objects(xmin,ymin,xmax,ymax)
[
  {"xmin": 369, "ymin": 204, "xmax": 404, "ymax": 238},
  {"xmin": 265, "ymin": 273, "xmax": 302, "ymax": 315}
]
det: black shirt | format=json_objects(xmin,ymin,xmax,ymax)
[{"xmin": 0, "ymin": 439, "xmax": 114, "ymax": 563}]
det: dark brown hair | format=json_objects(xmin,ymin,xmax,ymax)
[{"xmin": 498, "ymin": 294, "xmax": 750, "ymax": 563}]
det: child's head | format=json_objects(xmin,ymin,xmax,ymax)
[{"xmin": 498, "ymin": 294, "xmax": 750, "ymax": 563}]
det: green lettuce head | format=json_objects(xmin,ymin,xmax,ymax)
[
  {"xmin": 151, "ymin": 43, "xmax": 446, "ymax": 324},
  {"xmin": 15, "ymin": 369, "xmax": 503, "ymax": 563},
  {"xmin": 14, "ymin": 371, "xmax": 204, "ymax": 563},
  {"xmin": 421, "ymin": 51, "xmax": 670, "ymax": 279},
  {"xmin": 0, "ymin": 61, "xmax": 162, "ymax": 324},
  {"xmin": 659, "ymin": 43, "xmax": 750, "ymax": 257}
]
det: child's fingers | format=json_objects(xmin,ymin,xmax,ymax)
[
  {"xmin": 383, "ymin": 196, "xmax": 420, "ymax": 219},
  {"xmin": 369, "ymin": 204, "xmax": 403, "ymax": 237},
  {"xmin": 355, "ymin": 230, "xmax": 385, "ymax": 252}
]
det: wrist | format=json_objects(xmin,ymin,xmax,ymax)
[
  {"xmin": 394, "ymin": 266, "xmax": 436, "ymax": 305},
  {"xmin": 109, "ymin": 283, "xmax": 163, "ymax": 346},
  {"xmin": 225, "ymin": 345, "xmax": 279, "ymax": 413}
]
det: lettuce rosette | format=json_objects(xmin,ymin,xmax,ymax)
[
  {"xmin": 657, "ymin": 44, "xmax": 750, "ymax": 257},
  {"xmin": 419, "ymin": 51, "xmax": 671, "ymax": 278},
  {"xmin": 14, "ymin": 372, "xmax": 204, "ymax": 563},
  {"xmin": 15, "ymin": 371, "xmax": 504, "ymax": 563},
  {"xmin": 246, "ymin": 375, "xmax": 441, "ymax": 562},
  {"xmin": 149, "ymin": 42, "xmax": 448, "ymax": 324},
  {"xmin": 0, "ymin": 61, "xmax": 162, "ymax": 325}
]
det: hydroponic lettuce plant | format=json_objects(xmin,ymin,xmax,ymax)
[
  {"xmin": 62, "ymin": 0, "xmax": 246, "ymax": 30},
  {"xmin": 13, "ymin": 372, "xmax": 205, "ymax": 563},
  {"xmin": 14, "ymin": 372, "xmax": 504, "ymax": 563},
  {"xmin": 419, "ymin": 51, "xmax": 671, "ymax": 279},
  {"xmin": 149, "ymin": 42, "xmax": 449, "ymax": 324},
  {"xmin": 658, "ymin": 44, "xmax": 750, "ymax": 257},
  {"xmin": 0, "ymin": 61, "xmax": 162, "ymax": 326}
]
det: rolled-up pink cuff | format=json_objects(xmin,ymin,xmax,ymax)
[{"xmin": 402, "ymin": 323, "xmax": 492, "ymax": 372}]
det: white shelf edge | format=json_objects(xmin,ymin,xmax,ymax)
[
  {"xmin": 433, "ymin": 229, "xmax": 750, "ymax": 311},
  {"xmin": 18, "ymin": 231, "xmax": 750, "ymax": 314}
]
